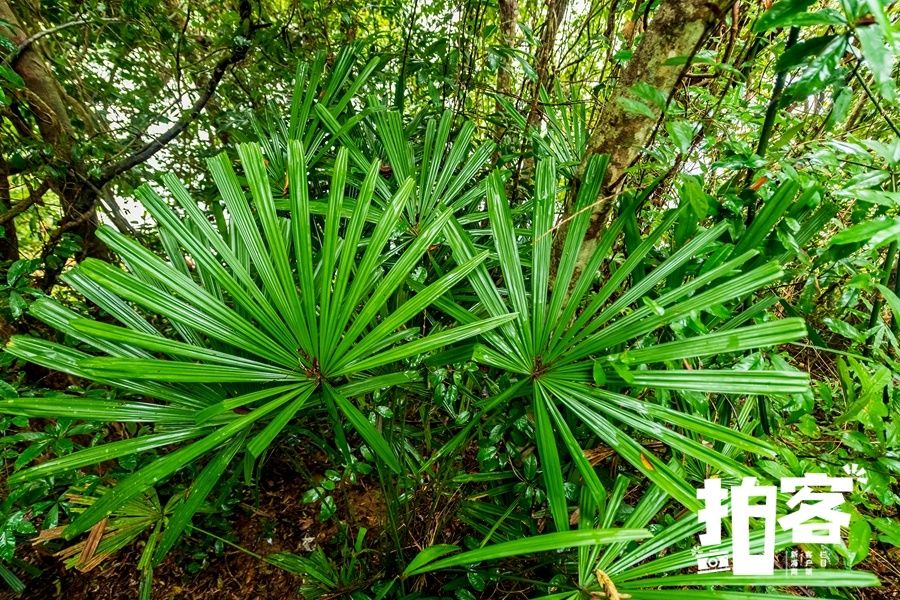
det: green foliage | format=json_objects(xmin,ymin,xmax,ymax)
[
  {"xmin": 442, "ymin": 159, "xmax": 808, "ymax": 522},
  {"xmin": 2, "ymin": 139, "xmax": 512, "ymax": 562},
  {"xmin": 2, "ymin": 0, "xmax": 900, "ymax": 597}
]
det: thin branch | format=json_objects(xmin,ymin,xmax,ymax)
[
  {"xmin": 70, "ymin": 168, "xmax": 136, "ymax": 236},
  {"xmin": 754, "ymin": 26, "xmax": 799, "ymax": 160},
  {"xmin": 853, "ymin": 64, "xmax": 900, "ymax": 138},
  {"xmin": 0, "ymin": 179, "xmax": 49, "ymax": 225},
  {"xmin": 93, "ymin": 0, "xmax": 254, "ymax": 188},
  {"xmin": 9, "ymin": 18, "xmax": 120, "ymax": 61}
]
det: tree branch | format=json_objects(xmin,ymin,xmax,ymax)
[
  {"xmin": 9, "ymin": 18, "xmax": 120, "ymax": 60},
  {"xmin": 94, "ymin": 0, "xmax": 253, "ymax": 188},
  {"xmin": 0, "ymin": 179, "xmax": 49, "ymax": 225}
]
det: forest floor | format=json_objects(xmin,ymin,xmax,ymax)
[
  {"xmin": 5, "ymin": 450, "xmax": 387, "ymax": 600},
  {"xmin": 2, "ymin": 447, "xmax": 899, "ymax": 599}
]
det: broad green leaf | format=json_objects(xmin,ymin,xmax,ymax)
[
  {"xmin": 857, "ymin": 24, "xmax": 896, "ymax": 102},
  {"xmin": 831, "ymin": 217, "xmax": 900, "ymax": 247},
  {"xmin": 755, "ymin": 0, "xmax": 816, "ymax": 31}
]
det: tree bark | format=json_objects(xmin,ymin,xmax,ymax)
[
  {"xmin": 555, "ymin": 0, "xmax": 730, "ymax": 281},
  {"xmin": 0, "ymin": 155, "xmax": 17, "ymax": 262},
  {"xmin": 0, "ymin": 1, "xmax": 73, "ymax": 152},
  {"xmin": 0, "ymin": 0, "xmax": 254, "ymax": 292},
  {"xmin": 526, "ymin": 0, "xmax": 569, "ymax": 127},
  {"xmin": 494, "ymin": 0, "xmax": 518, "ymax": 140}
]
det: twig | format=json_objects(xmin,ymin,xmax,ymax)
[
  {"xmin": 0, "ymin": 179, "xmax": 48, "ymax": 225},
  {"xmin": 536, "ymin": 190, "xmax": 621, "ymax": 243},
  {"xmin": 853, "ymin": 64, "xmax": 900, "ymax": 138},
  {"xmin": 93, "ymin": 0, "xmax": 254, "ymax": 188},
  {"xmin": 8, "ymin": 18, "xmax": 120, "ymax": 61}
]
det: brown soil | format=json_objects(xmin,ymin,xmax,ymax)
[
  {"xmin": 859, "ymin": 547, "xmax": 900, "ymax": 599},
  {"xmin": 5, "ymin": 451, "xmax": 386, "ymax": 600}
]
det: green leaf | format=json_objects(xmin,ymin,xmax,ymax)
[
  {"xmin": 8, "ymin": 430, "xmax": 203, "ymax": 485},
  {"xmin": 0, "ymin": 395, "xmax": 192, "ymax": 423},
  {"xmin": 617, "ymin": 96, "xmax": 656, "ymax": 119},
  {"xmin": 735, "ymin": 181, "xmax": 800, "ymax": 256},
  {"xmin": 783, "ymin": 36, "xmax": 849, "ymax": 102},
  {"xmin": 876, "ymin": 284, "xmax": 900, "ymax": 322},
  {"xmin": 341, "ymin": 250, "xmax": 490, "ymax": 366},
  {"xmin": 552, "ymin": 388, "xmax": 699, "ymax": 510},
  {"xmin": 6, "ymin": 259, "xmax": 35, "ymax": 285},
  {"xmin": 847, "ymin": 514, "xmax": 872, "ymax": 566},
  {"xmin": 857, "ymin": 24, "xmax": 896, "ymax": 102},
  {"xmin": 666, "ymin": 121, "xmax": 696, "ymax": 154},
  {"xmin": 325, "ymin": 385, "xmax": 402, "ymax": 473},
  {"xmin": 0, "ymin": 64, "xmax": 24, "ymax": 89},
  {"xmin": 404, "ymin": 529, "xmax": 650, "ymax": 576},
  {"xmin": 831, "ymin": 217, "xmax": 900, "ymax": 247},
  {"xmin": 77, "ymin": 357, "xmax": 297, "ymax": 383},
  {"xmin": 335, "ymin": 314, "xmax": 516, "ymax": 376},
  {"xmin": 402, "ymin": 544, "xmax": 459, "ymax": 576},
  {"xmin": 622, "ymin": 569, "xmax": 879, "ymax": 588},
  {"xmin": 755, "ymin": 0, "xmax": 816, "ymax": 31},
  {"xmin": 152, "ymin": 436, "xmax": 244, "ymax": 564},
  {"xmin": 0, "ymin": 562, "xmax": 25, "ymax": 594},
  {"xmin": 246, "ymin": 385, "xmax": 315, "ymax": 457},
  {"xmin": 532, "ymin": 159, "xmax": 556, "ymax": 347},
  {"xmin": 63, "ymin": 391, "xmax": 297, "ymax": 538},
  {"xmin": 8, "ymin": 291, "xmax": 25, "ymax": 319},
  {"xmin": 776, "ymin": 35, "xmax": 839, "ymax": 72},
  {"xmin": 607, "ymin": 319, "xmax": 807, "ymax": 364},
  {"xmin": 823, "ymin": 317, "xmax": 866, "ymax": 343},
  {"xmin": 486, "ymin": 171, "xmax": 532, "ymax": 353},
  {"xmin": 533, "ymin": 384, "xmax": 569, "ymax": 532},
  {"xmin": 542, "ymin": 386, "xmax": 607, "ymax": 512},
  {"xmin": 623, "ymin": 369, "xmax": 810, "ymax": 394}
]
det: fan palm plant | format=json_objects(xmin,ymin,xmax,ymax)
[
  {"xmin": 1, "ymin": 142, "xmax": 512, "ymax": 565},
  {"xmin": 435, "ymin": 156, "xmax": 810, "ymax": 530},
  {"xmin": 405, "ymin": 475, "xmax": 880, "ymax": 598},
  {"xmin": 321, "ymin": 104, "xmax": 497, "ymax": 234},
  {"xmin": 252, "ymin": 46, "xmax": 381, "ymax": 183},
  {"xmin": 497, "ymin": 84, "xmax": 588, "ymax": 178}
]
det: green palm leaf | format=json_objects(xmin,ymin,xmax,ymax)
[
  {"xmin": 443, "ymin": 157, "xmax": 808, "ymax": 520},
  {"xmin": 2, "ymin": 136, "xmax": 510, "ymax": 559}
]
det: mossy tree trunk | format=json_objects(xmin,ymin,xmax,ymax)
[{"xmin": 554, "ymin": 0, "xmax": 731, "ymax": 281}]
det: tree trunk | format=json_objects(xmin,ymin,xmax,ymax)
[
  {"xmin": 555, "ymin": 0, "xmax": 730, "ymax": 281},
  {"xmin": 512, "ymin": 0, "xmax": 568, "ymax": 201},
  {"xmin": 526, "ymin": 0, "xmax": 569, "ymax": 127},
  {"xmin": 0, "ymin": 1, "xmax": 73, "ymax": 151},
  {"xmin": 494, "ymin": 0, "xmax": 518, "ymax": 140},
  {"xmin": 0, "ymin": 0, "xmax": 105, "ymax": 286},
  {"xmin": 0, "ymin": 155, "xmax": 17, "ymax": 262}
]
